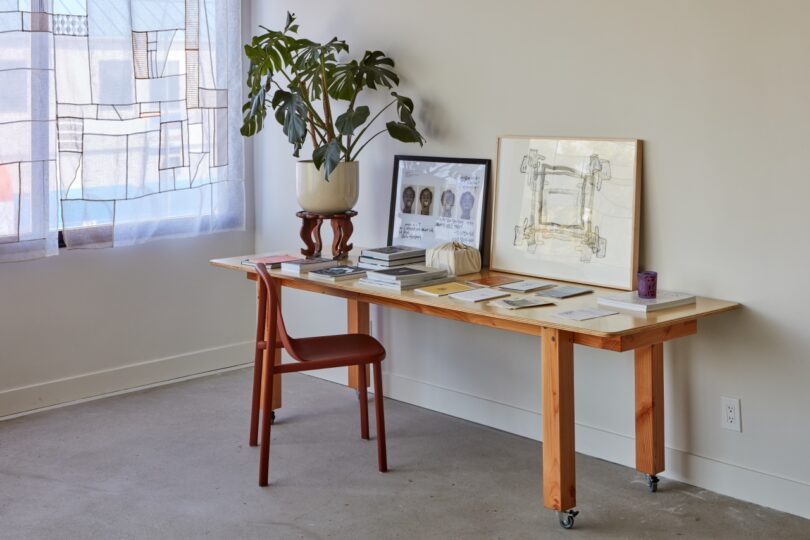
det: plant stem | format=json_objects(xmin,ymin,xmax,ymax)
[
  {"xmin": 320, "ymin": 58, "xmax": 334, "ymax": 142},
  {"xmin": 347, "ymin": 99, "xmax": 395, "ymax": 156},
  {"xmin": 349, "ymin": 128, "xmax": 387, "ymax": 161}
]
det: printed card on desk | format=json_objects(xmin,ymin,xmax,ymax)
[
  {"xmin": 449, "ymin": 288, "xmax": 510, "ymax": 303},
  {"xmin": 490, "ymin": 297, "xmax": 554, "ymax": 310},
  {"xmin": 499, "ymin": 280, "xmax": 555, "ymax": 293},
  {"xmin": 414, "ymin": 282, "xmax": 473, "ymax": 297},
  {"xmin": 555, "ymin": 309, "xmax": 618, "ymax": 321},
  {"xmin": 537, "ymin": 285, "xmax": 593, "ymax": 299}
]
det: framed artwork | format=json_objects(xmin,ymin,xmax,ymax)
[
  {"xmin": 490, "ymin": 136, "xmax": 641, "ymax": 290},
  {"xmin": 387, "ymin": 156, "xmax": 491, "ymax": 251}
]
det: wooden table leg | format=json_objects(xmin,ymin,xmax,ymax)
[
  {"xmin": 635, "ymin": 343, "xmax": 665, "ymax": 478},
  {"xmin": 258, "ymin": 281, "xmax": 282, "ymax": 412},
  {"xmin": 541, "ymin": 328, "xmax": 576, "ymax": 513},
  {"xmin": 347, "ymin": 299, "xmax": 370, "ymax": 391}
]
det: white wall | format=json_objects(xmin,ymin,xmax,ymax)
[{"xmin": 250, "ymin": 0, "xmax": 810, "ymax": 518}]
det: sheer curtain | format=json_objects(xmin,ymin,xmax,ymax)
[{"xmin": 0, "ymin": 0, "xmax": 244, "ymax": 261}]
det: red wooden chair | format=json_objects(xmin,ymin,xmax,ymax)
[{"xmin": 249, "ymin": 262, "xmax": 388, "ymax": 486}]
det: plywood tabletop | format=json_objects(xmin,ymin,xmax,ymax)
[{"xmin": 210, "ymin": 252, "xmax": 740, "ymax": 341}]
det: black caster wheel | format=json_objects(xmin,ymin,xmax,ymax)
[
  {"xmin": 646, "ymin": 474, "xmax": 659, "ymax": 493},
  {"xmin": 270, "ymin": 411, "xmax": 276, "ymax": 424},
  {"xmin": 558, "ymin": 509, "xmax": 579, "ymax": 530}
]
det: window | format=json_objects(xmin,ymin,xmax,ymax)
[{"xmin": 0, "ymin": 0, "xmax": 243, "ymax": 261}]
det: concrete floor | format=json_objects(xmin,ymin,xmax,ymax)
[{"xmin": 1, "ymin": 369, "xmax": 808, "ymax": 540}]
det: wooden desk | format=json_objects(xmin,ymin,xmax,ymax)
[{"xmin": 211, "ymin": 254, "xmax": 739, "ymax": 527}]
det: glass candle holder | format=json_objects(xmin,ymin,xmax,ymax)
[{"xmin": 637, "ymin": 271, "xmax": 658, "ymax": 299}]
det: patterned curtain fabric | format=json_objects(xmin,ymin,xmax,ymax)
[{"xmin": 0, "ymin": 0, "xmax": 244, "ymax": 261}]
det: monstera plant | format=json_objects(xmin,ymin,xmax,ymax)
[{"xmin": 241, "ymin": 13, "xmax": 425, "ymax": 213}]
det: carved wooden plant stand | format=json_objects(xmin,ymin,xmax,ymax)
[{"xmin": 296, "ymin": 210, "xmax": 357, "ymax": 260}]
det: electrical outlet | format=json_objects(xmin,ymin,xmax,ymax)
[{"xmin": 721, "ymin": 396, "xmax": 742, "ymax": 432}]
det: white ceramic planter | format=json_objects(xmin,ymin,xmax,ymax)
[{"xmin": 296, "ymin": 161, "xmax": 359, "ymax": 214}]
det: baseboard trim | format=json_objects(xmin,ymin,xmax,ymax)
[
  {"xmin": 383, "ymin": 371, "xmax": 810, "ymax": 520},
  {"xmin": 0, "ymin": 341, "xmax": 254, "ymax": 420}
]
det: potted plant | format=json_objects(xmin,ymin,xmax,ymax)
[{"xmin": 241, "ymin": 13, "xmax": 425, "ymax": 214}]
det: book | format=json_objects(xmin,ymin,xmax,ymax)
[
  {"xmin": 358, "ymin": 255, "xmax": 426, "ymax": 267},
  {"xmin": 360, "ymin": 245, "xmax": 427, "ymax": 261},
  {"xmin": 490, "ymin": 297, "xmax": 554, "ymax": 310},
  {"xmin": 449, "ymin": 288, "xmax": 511, "ymax": 303},
  {"xmin": 241, "ymin": 254, "xmax": 299, "ymax": 268},
  {"xmin": 414, "ymin": 282, "xmax": 473, "ymax": 297},
  {"xmin": 597, "ymin": 290, "xmax": 696, "ymax": 313},
  {"xmin": 308, "ymin": 265, "xmax": 366, "ymax": 282},
  {"xmin": 498, "ymin": 279, "xmax": 556, "ymax": 293},
  {"xmin": 357, "ymin": 276, "xmax": 453, "ymax": 292},
  {"xmin": 280, "ymin": 258, "xmax": 339, "ymax": 274},
  {"xmin": 464, "ymin": 275, "xmax": 521, "ymax": 288},
  {"xmin": 537, "ymin": 285, "xmax": 593, "ymax": 299},
  {"xmin": 365, "ymin": 266, "xmax": 448, "ymax": 285}
]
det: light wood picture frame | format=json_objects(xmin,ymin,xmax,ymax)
[{"xmin": 490, "ymin": 136, "xmax": 642, "ymax": 290}]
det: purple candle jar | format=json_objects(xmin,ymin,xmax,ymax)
[{"xmin": 637, "ymin": 271, "xmax": 658, "ymax": 299}]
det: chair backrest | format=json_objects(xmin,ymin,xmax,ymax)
[{"xmin": 255, "ymin": 263, "xmax": 298, "ymax": 358}]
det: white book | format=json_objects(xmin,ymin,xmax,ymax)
[
  {"xmin": 449, "ymin": 288, "xmax": 511, "ymax": 303},
  {"xmin": 490, "ymin": 297, "xmax": 554, "ymax": 310},
  {"xmin": 366, "ymin": 266, "xmax": 448, "ymax": 284},
  {"xmin": 280, "ymin": 258, "xmax": 338, "ymax": 274},
  {"xmin": 358, "ymin": 255, "xmax": 426, "ymax": 267},
  {"xmin": 360, "ymin": 245, "xmax": 426, "ymax": 261},
  {"xmin": 499, "ymin": 280, "xmax": 556, "ymax": 293},
  {"xmin": 357, "ymin": 276, "xmax": 453, "ymax": 292},
  {"xmin": 597, "ymin": 290, "xmax": 696, "ymax": 313}
]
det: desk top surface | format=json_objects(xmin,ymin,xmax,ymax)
[{"xmin": 210, "ymin": 253, "xmax": 739, "ymax": 339}]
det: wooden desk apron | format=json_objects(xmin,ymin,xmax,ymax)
[{"xmin": 211, "ymin": 255, "xmax": 739, "ymax": 524}]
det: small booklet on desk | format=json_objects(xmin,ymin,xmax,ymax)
[
  {"xmin": 490, "ymin": 297, "xmax": 554, "ymax": 310},
  {"xmin": 414, "ymin": 282, "xmax": 473, "ymax": 297},
  {"xmin": 498, "ymin": 280, "xmax": 556, "ymax": 293},
  {"xmin": 597, "ymin": 290, "xmax": 696, "ymax": 313},
  {"xmin": 449, "ymin": 288, "xmax": 510, "ymax": 303},
  {"xmin": 464, "ymin": 275, "xmax": 520, "ymax": 288},
  {"xmin": 360, "ymin": 245, "xmax": 426, "ymax": 262},
  {"xmin": 537, "ymin": 285, "xmax": 593, "ymax": 299},
  {"xmin": 280, "ymin": 258, "xmax": 338, "ymax": 275},
  {"xmin": 357, "ymin": 276, "xmax": 453, "ymax": 292},
  {"xmin": 308, "ymin": 266, "xmax": 366, "ymax": 282}
]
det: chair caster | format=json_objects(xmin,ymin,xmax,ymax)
[
  {"xmin": 646, "ymin": 474, "xmax": 659, "ymax": 492},
  {"xmin": 270, "ymin": 411, "xmax": 276, "ymax": 424},
  {"xmin": 558, "ymin": 509, "xmax": 579, "ymax": 530}
]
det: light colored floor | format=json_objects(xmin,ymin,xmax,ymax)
[{"xmin": 1, "ymin": 369, "xmax": 808, "ymax": 540}]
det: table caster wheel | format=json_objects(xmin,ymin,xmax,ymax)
[
  {"xmin": 558, "ymin": 509, "xmax": 579, "ymax": 530},
  {"xmin": 646, "ymin": 474, "xmax": 659, "ymax": 492}
]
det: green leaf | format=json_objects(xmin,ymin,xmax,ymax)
[
  {"xmin": 328, "ymin": 50, "xmax": 399, "ymax": 101},
  {"xmin": 272, "ymin": 89, "xmax": 308, "ymax": 156},
  {"xmin": 312, "ymin": 140, "xmax": 343, "ymax": 180},
  {"xmin": 391, "ymin": 91, "xmax": 416, "ymax": 127},
  {"xmin": 335, "ymin": 106, "xmax": 370, "ymax": 136},
  {"xmin": 386, "ymin": 121, "xmax": 425, "ymax": 145}
]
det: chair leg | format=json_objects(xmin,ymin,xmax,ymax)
[
  {"xmin": 372, "ymin": 361, "xmax": 388, "ymax": 472},
  {"xmin": 258, "ymin": 360, "xmax": 275, "ymax": 486},
  {"xmin": 249, "ymin": 284, "xmax": 267, "ymax": 447},
  {"xmin": 359, "ymin": 363, "xmax": 370, "ymax": 440}
]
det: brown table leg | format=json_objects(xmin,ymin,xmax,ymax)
[
  {"xmin": 347, "ymin": 299, "xmax": 370, "ymax": 391},
  {"xmin": 635, "ymin": 342, "xmax": 665, "ymax": 491},
  {"xmin": 259, "ymin": 281, "xmax": 282, "ymax": 412},
  {"xmin": 541, "ymin": 328, "xmax": 576, "ymax": 517}
]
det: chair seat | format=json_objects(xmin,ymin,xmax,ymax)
[{"xmin": 287, "ymin": 334, "xmax": 386, "ymax": 364}]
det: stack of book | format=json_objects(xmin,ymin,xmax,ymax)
[
  {"xmin": 280, "ymin": 257, "xmax": 339, "ymax": 275},
  {"xmin": 358, "ymin": 266, "xmax": 451, "ymax": 292},
  {"xmin": 357, "ymin": 246, "xmax": 426, "ymax": 270},
  {"xmin": 597, "ymin": 290, "xmax": 696, "ymax": 313}
]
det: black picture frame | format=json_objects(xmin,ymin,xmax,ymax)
[{"xmin": 387, "ymin": 155, "xmax": 491, "ymax": 253}]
